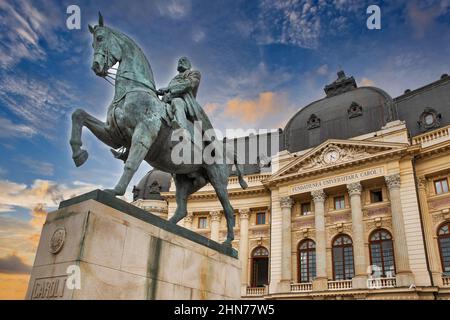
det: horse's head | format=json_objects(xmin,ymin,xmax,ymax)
[{"xmin": 88, "ymin": 12, "xmax": 121, "ymax": 77}]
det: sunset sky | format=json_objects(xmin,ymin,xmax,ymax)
[{"xmin": 1, "ymin": 0, "xmax": 450, "ymax": 299}]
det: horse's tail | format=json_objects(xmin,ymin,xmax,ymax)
[{"xmin": 233, "ymin": 153, "xmax": 248, "ymax": 190}]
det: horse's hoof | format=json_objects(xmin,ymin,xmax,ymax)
[
  {"xmin": 73, "ymin": 149, "xmax": 89, "ymax": 167},
  {"xmin": 222, "ymin": 239, "xmax": 233, "ymax": 247}
]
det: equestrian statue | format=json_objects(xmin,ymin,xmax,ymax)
[{"xmin": 69, "ymin": 13, "xmax": 247, "ymax": 246}]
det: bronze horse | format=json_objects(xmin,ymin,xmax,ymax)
[{"xmin": 70, "ymin": 13, "xmax": 247, "ymax": 245}]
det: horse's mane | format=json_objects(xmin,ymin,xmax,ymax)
[{"xmin": 107, "ymin": 26, "xmax": 156, "ymax": 89}]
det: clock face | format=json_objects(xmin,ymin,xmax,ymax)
[{"xmin": 324, "ymin": 150, "xmax": 340, "ymax": 164}]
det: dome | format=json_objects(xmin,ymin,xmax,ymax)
[
  {"xmin": 284, "ymin": 71, "xmax": 397, "ymax": 153},
  {"xmin": 132, "ymin": 169, "xmax": 172, "ymax": 201}
]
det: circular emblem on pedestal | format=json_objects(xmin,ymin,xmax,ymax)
[{"xmin": 50, "ymin": 227, "xmax": 66, "ymax": 254}]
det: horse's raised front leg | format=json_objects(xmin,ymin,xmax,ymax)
[
  {"xmin": 70, "ymin": 108, "xmax": 120, "ymax": 167},
  {"xmin": 104, "ymin": 122, "xmax": 156, "ymax": 196}
]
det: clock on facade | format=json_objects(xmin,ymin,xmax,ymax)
[{"xmin": 323, "ymin": 149, "xmax": 340, "ymax": 164}]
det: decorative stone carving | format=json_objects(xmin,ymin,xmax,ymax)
[
  {"xmin": 417, "ymin": 107, "xmax": 442, "ymax": 131},
  {"xmin": 307, "ymin": 114, "xmax": 321, "ymax": 130},
  {"xmin": 311, "ymin": 190, "xmax": 326, "ymax": 203},
  {"xmin": 416, "ymin": 176, "xmax": 427, "ymax": 190},
  {"xmin": 365, "ymin": 217, "xmax": 392, "ymax": 231},
  {"xmin": 50, "ymin": 227, "xmax": 66, "ymax": 254},
  {"xmin": 347, "ymin": 101, "xmax": 363, "ymax": 119},
  {"xmin": 210, "ymin": 210, "xmax": 222, "ymax": 222},
  {"xmin": 300, "ymin": 144, "xmax": 374, "ymax": 171},
  {"xmin": 184, "ymin": 213, "xmax": 194, "ymax": 223},
  {"xmin": 280, "ymin": 196, "xmax": 294, "ymax": 208},
  {"xmin": 347, "ymin": 182, "xmax": 362, "ymax": 196},
  {"xmin": 239, "ymin": 208, "xmax": 250, "ymax": 219},
  {"xmin": 385, "ymin": 174, "xmax": 401, "ymax": 190}
]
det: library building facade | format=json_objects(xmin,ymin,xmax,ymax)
[{"xmin": 132, "ymin": 71, "xmax": 450, "ymax": 299}]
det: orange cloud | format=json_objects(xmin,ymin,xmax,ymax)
[
  {"xmin": 0, "ymin": 273, "xmax": 30, "ymax": 300},
  {"xmin": 204, "ymin": 102, "xmax": 220, "ymax": 116},
  {"xmin": 30, "ymin": 203, "xmax": 47, "ymax": 229},
  {"xmin": 360, "ymin": 78, "xmax": 375, "ymax": 86},
  {"xmin": 223, "ymin": 92, "xmax": 280, "ymax": 124}
]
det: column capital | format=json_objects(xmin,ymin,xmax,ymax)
[
  {"xmin": 210, "ymin": 210, "xmax": 222, "ymax": 222},
  {"xmin": 184, "ymin": 212, "xmax": 194, "ymax": 223},
  {"xmin": 385, "ymin": 174, "xmax": 401, "ymax": 190},
  {"xmin": 311, "ymin": 189, "xmax": 326, "ymax": 203},
  {"xmin": 239, "ymin": 208, "xmax": 250, "ymax": 220},
  {"xmin": 416, "ymin": 176, "xmax": 427, "ymax": 190},
  {"xmin": 280, "ymin": 196, "xmax": 294, "ymax": 208},
  {"xmin": 347, "ymin": 182, "xmax": 362, "ymax": 196}
]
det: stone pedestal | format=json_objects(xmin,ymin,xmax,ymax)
[{"xmin": 25, "ymin": 190, "xmax": 240, "ymax": 300}]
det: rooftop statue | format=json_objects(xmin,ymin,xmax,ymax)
[{"xmin": 69, "ymin": 13, "xmax": 247, "ymax": 246}]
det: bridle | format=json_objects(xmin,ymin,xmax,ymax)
[{"xmin": 93, "ymin": 30, "xmax": 157, "ymax": 95}]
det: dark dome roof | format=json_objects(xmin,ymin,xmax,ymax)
[
  {"xmin": 133, "ymin": 170, "xmax": 172, "ymax": 201},
  {"xmin": 284, "ymin": 71, "xmax": 397, "ymax": 153}
]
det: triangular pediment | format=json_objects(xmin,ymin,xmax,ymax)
[{"xmin": 267, "ymin": 139, "xmax": 409, "ymax": 183}]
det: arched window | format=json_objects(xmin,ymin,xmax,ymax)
[
  {"xmin": 332, "ymin": 234, "xmax": 355, "ymax": 280},
  {"xmin": 298, "ymin": 239, "xmax": 316, "ymax": 283},
  {"xmin": 438, "ymin": 222, "xmax": 450, "ymax": 275},
  {"xmin": 369, "ymin": 229, "xmax": 396, "ymax": 277},
  {"xmin": 251, "ymin": 246, "xmax": 269, "ymax": 287}
]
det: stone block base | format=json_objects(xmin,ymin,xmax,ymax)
[{"xmin": 25, "ymin": 190, "xmax": 241, "ymax": 300}]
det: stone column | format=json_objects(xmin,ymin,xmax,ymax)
[
  {"xmin": 239, "ymin": 209, "xmax": 250, "ymax": 295},
  {"xmin": 417, "ymin": 176, "xmax": 443, "ymax": 286},
  {"xmin": 347, "ymin": 182, "xmax": 368, "ymax": 288},
  {"xmin": 385, "ymin": 174, "xmax": 414, "ymax": 287},
  {"xmin": 279, "ymin": 196, "xmax": 294, "ymax": 292},
  {"xmin": 210, "ymin": 211, "xmax": 222, "ymax": 242},
  {"xmin": 183, "ymin": 212, "xmax": 194, "ymax": 230},
  {"xmin": 311, "ymin": 189, "xmax": 328, "ymax": 291}
]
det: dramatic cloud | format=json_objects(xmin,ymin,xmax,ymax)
[
  {"xmin": 20, "ymin": 158, "xmax": 54, "ymax": 176},
  {"xmin": 252, "ymin": 0, "xmax": 366, "ymax": 49},
  {"xmin": 0, "ymin": 179, "xmax": 101, "ymax": 212},
  {"xmin": 0, "ymin": 72, "xmax": 79, "ymax": 139},
  {"xmin": 0, "ymin": 273, "xmax": 30, "ymax": 300},
  {"xmin": 0, "ymin": 254, "xmax": 32, "ymax": 274},
  {"xmin": 156, "ymin": 0, "xmax": 192, "ymax": 19},
  {"xmin": 0, "ymin": 0, "xmax": 67, "ymax": 69},
  {"xmin": 208, "ymin": 91, "xmax": 295, "ymax": 130},
  {"xmin": 0, "ymin": 117, "xmax": 36, "ymax": 138}
]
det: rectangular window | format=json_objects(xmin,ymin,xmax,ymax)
[
  {"xmin": 198, "ymin": 217, "xmax": 208, "ymax": 229},
  {"xmin": 233, "ymin": 214, "xmax": 236, "ymax": 227},
  {"xmin": 370, "ymin": 189, "xmax": 383, "ymax": 203},
  {"xmin": 334, "ymin": 196, "xmax": 345, "ymax": 210},
  {"xmin": 301, "ymin": 202, "xmax": 311, "ymax": 216},
  {"xmin": 435, "ymin": 178, "xmax": 449, "ymax": 195},
  {"xmin": 256, "ymin": 212, "xmax": 266, "ymax": 225}
]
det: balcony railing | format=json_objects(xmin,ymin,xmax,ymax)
[
  {"xmin": 327, "ymin": 280, "xmax": 353, "ymax": 290},
  {"xmin": 367, "ymin": 277, "xmax": 396, "ymax": 289},
  {"xmin": 412, "ymin": 125, "xmax": 450, "ymax": 147},
  {"xmin": 291, "ymin": 283, "xmax": 312, "ymax": 292},
  {"xmin": 442, "ymin": 276, "xmax": 450, "ymax": 287},
  {"xmin": 246, "ymin": 286, "xmax": 267, "ymax": 296}
]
